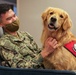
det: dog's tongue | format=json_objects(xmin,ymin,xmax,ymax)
[
  {"xmin": 49, "ymin": 25, "xmax": 54, "ymax": 28},
  {"xmin": 48, "ymin": 24, "xmax": 58, "ymax": 30},
  {"xmin": 48, "ymin": 24, "xmax": 54, "ymax": 29}
]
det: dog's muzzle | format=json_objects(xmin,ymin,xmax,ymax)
[{"xmin": 48, "ymin": 17, "xmax": 58, "ymax": 30}]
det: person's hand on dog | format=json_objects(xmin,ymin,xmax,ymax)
[{"xmin": 41, "ymin": 37, "xmax": 58, "ymax": 58}]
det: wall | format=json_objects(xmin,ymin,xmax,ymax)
[{"xmin": 17, "ymin": 0, "xmax": 76, "ymax": 47}]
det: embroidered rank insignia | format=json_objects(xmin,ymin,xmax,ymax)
[{"xmin": 64, "ymin": 41, "xmax": 76, "ymax": 56}]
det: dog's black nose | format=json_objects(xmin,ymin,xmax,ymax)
[{"xmin": 51, "ymin": 17, "xmax": 56, "ymax": 22}]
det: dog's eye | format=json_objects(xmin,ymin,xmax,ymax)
[
  {"xmin": 60, "ymin": 15, "xmax": 63, "ymax": 18},
  {"xmin": 50, "ymin": 12, "xmax": 54, "ymax": 15}
]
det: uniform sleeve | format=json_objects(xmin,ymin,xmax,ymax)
[
  {"xmin": 22, "ymin": 32, "xmax": 44, "ymax": 68},
  {"xmin": 0, "ymin": 44, "xmax": 43, "ymax": 69},
  {"xmin": 0, "ymin": 39, "xmax": 28, "ymax": 68}
]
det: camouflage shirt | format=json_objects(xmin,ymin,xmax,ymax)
[{"xmin": 0, "ymin": 31, "xmax": 44, "ymax": 69}]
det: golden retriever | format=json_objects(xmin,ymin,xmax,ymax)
[{"xmin": 41, "ymin": 7, "xmax": 76, "ymax": 70}]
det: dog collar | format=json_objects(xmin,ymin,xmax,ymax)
[{"xmin": 64, "ymin": 40, "xmax": 76, "ymax": 57}]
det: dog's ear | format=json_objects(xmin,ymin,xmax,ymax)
[
  {"xmin": 41, "ymin": 7, "xmax": 51, "ymax": 21},
  {"xmin": 63, "ymin": 15, "xmax": 72, "ymax": 31},
  {"xmin": 41, "ymin": 11, "xmax": 47, "ymax": 21}
]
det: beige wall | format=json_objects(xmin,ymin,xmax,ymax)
[{"xmin": 17, "ymin": 0, "xmax": 76, "ymax": 47}]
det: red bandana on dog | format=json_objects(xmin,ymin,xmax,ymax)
[{"xmin": 64, "ymin": 41, "xmax": 76, "ymax": 57}]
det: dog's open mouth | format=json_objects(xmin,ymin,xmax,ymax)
[{"xmin": 48, "ymin": 23, "xmax": 58, "ymax": 30}]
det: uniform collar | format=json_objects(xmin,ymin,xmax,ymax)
[{"xmin": 4, "ymin": 31, "xmax": 25, "ymax": 42}]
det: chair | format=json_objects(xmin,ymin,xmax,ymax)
[
  {"xmin": 0, "ymin": 66, "xmax": 76, "ymax": 75},
  {"xmin": 0, "ymin": 27, "xmax": 3, "ymax": 37}
]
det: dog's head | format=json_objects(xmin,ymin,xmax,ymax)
[
  {"xmin": 41, "ymin": 7, "xmax": 72, "ymax": 31},
  {"xmin": 41, "ymin": 7, "xmax": 72, "ymax": 45}
]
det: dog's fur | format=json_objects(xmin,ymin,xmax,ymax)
[{"xmin": 41, "ymin": 7, "xmax": 76, "ymax": 70}]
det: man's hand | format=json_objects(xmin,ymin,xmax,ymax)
[{"xmin": 41, "ymin": 37, "xmax": 58, "ymax": 58}]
